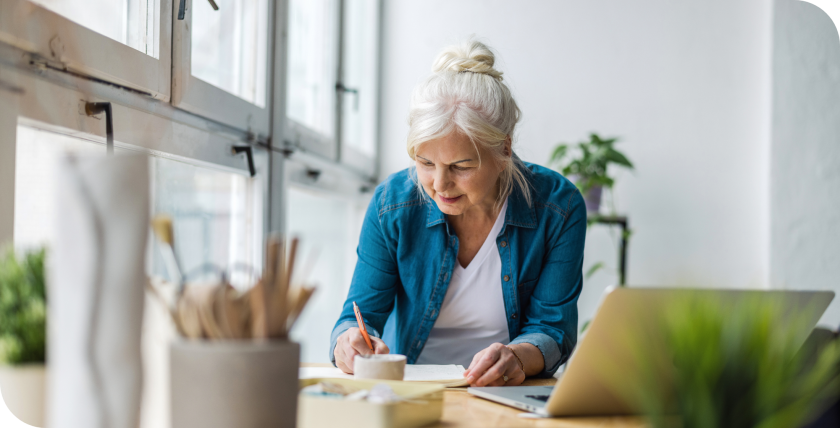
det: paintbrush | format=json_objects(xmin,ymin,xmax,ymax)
[{"xmin": 151, "ymin": 214, "xmax": 185, "ymax": 296}]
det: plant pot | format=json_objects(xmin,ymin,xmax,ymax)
[
  {"xmin": 583, "ymin": 185, "xmax": 603, "ymax": 213},
  {"xmin": 170, "ymin": 340, "xmax": 300, "ymax": 428},
  {"xmin": 0, "ymin": 364, "xmax": 47, "ymax": 426}
]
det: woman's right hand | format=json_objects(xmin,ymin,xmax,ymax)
[{"xmin": 334, "ymin": 327, "xmax": 390, "ymax": 374}]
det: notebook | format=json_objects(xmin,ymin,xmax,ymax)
[{"xmin": 299, "ymin": 364, "xmax": 469, "ymax": 388}]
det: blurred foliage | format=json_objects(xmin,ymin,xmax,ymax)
[
  {"xmin": 622, "ymin": 295, "xmax": 840, "ymax": 428},
  {"xmin": 0, "ymin": 246, "xmax": 47, "ymax": 365},
  {"xmin": 548, "ymin": 133, "xmax": 634, "ymax": 195},
  {"xmin": 585, "ymin": 262, "xmax": 606, "ymax": 280}
]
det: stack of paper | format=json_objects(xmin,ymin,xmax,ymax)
[{"xmin": 299, "ymin": 364, "xmax": 469, "ymax": 388}]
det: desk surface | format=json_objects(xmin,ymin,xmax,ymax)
[{"xmin": 302, "ymin": 364, "xmax": 648, "ymax": 427}]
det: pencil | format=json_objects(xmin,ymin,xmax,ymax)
[{"xmin": 352, "ymin": 301, "xmax": 374, "ymax": 352}]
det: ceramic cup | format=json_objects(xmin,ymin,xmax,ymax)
[
  {"xmin": 353, "ymin": 354, "xmax": 407, "ymax": 381},
  {"xmin": 170, "ymin": 340, "xmax": 300, "ymax": 428}
]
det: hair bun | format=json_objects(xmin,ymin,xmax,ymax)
[{"xmin": 431, "ymin": 39, "xmax": 503, "ymax": 80}]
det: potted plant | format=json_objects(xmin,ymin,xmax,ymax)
[
  {"xmin": 616, "ymin": 294, "xmax": 840, "ymax": 428},
  {"xmin": 0, "ymin": 246, "xmax": 47, "ymax": 427},
  {"xmin": 548, "ymin": 133, "xmax": 634, "ymax": 213}
]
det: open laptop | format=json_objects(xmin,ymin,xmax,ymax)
[{"xmin": 468, "ymin": 287, "xmax": 834, "ymax": 417}]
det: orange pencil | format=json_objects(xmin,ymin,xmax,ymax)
[{"xmin": 352, "ymin": 301, "xmax": 374, "ymax": 352}]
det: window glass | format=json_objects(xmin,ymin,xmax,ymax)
[
  {"xmin": 29, "ymin": 0, "xmax": 160, "ymax": 58},
  {"xmin": 13, "ymin": 124, "xmax": 262, "ymax": 289},
  {"xmin": 191, "ymin": 0, "xmax": 269, "ymax": 107},
  {"xmin": 13, "ymin": 125, "xmax": 109, "ymax": 249},
  {"xmin": 286, "ymin": 0, "xmax": 339, "ymax": 138},
  {"xmin": 340, "ymin": 0, "xmax": 379, "ymax": 156},
  {"xmin": 151, "ymin": 157, "xmax": 263, "ymax": 288},
  {"xmin": 286, "ymin": 185, "xmax": 365, "ymax": 362}
]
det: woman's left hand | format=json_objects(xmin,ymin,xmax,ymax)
[{"xmin": 464, "ymin": 343, "xmax": 526, "ymax": 387}]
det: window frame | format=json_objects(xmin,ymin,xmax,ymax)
[
  {"xmin": 171, "ymin": 0, "xmax": 273, "ymax": 138},
  {"xmin": 279, "ymin": 0, "xmax": 381, "ymax": 179},
  {"xmin": 0, "ymin": 0, "xmax": 173, "ymax": 100},
  {"xmin": 0, "ymin": 60, "xmax": 269, "ymax": 266}
]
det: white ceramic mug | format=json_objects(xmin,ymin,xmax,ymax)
[{"xmin": 353, "ymin": 354, "xmax": 407, "ymax": 381}]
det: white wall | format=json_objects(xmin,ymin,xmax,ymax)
[
  {"xmin": 378, "ymin": 0, "xmax": 773, "ymax": 326},
  {"xmin": 772, "ymin": 0, "xmax": 840, "ymax": 327}
]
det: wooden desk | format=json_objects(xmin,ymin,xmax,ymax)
[{"xmin": 302, "ymin": 364, "xmax": 648, "ymax": 427}]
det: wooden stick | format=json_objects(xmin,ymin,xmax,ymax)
[
  {"xmin": 264, "ymin": 238, "xmax": 280, "ymax": 336},
  {"xmin": 286, "ymin": 237, "xmax": 299, "ymax": 290},
  {"xmin": 268, "ymin": 236, "xmax": 290, "ymax": 338},
  {"xmin": 286, "ymin": 286, "xmax": 316, "ymax": 332}
]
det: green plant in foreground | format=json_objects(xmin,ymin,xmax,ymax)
[
  {"xmin": 548, "ymin": 133, "xmax": 634, "ymax": 196},
  {"xmin": 0, "ymin": 246, "xmax": 47, "ymax": 365},
  {"xmin": 620, "ymin": 295, "xmax": 840, "ymax": 428}
]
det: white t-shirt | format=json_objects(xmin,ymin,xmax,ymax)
[{"xmin": 415, "ymin": 198, "xmax": 510, "ymax": 368}]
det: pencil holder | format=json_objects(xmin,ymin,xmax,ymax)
[{"xmin": 170, "ymin": 340, "xmax": 300, "ymax": 428}]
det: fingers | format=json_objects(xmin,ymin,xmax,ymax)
[
  {"xmin": 335, "ymin": 346, "xmax": 353, "ymax": 374},
  {"xmin": 336, "ymin": 327, "xmax": 388, "ymax": 373},
  {"xmin": 346, "ymin": 328, "xmax": 375, "ymax": 356},
  {"xmin": 464, "ymin": 350, "xmax": 485, "ymax": 379},
  {"xmin": 372, "ymin": 337, "xmax": 390, "ymax": 354},
  {"xmin": 466, "ymin": 344, "xmax": 505, "ymax": 386},
  {"xmin": 475, "ymin": 356, "xmax": 510, "ymax": 387}
]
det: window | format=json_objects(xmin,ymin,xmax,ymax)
[
  {"xmin": 286, "ymin": 0, "xmax": 339, "ymax": 140},
  {"xmin": 284, "ymin": 0, "xmax": 380, "ymax": 175},
  {"xmin": 0, "ymin": 0, "xmax": 172, "ymax": 99},
  {"xmin": 13, "ymin": 124, "xmax": 116, "ymax": 249},
  {"xmin": 150, "ymin": 156, "xmax": 263, "ymax": 288},
  {"xmin": 12, "ymin": 123, "xmax": 264, "ymax": 291},
  {"xmin": 0, "ymin": 1, "xmax": 383, "ymax": 423},
  {"xmin": 286, "ymin": 185, "xmax": 366, "ymax": 363},
  {"xmin": 172, "ymin": 0, "xmax": 272, "ymax": 136},
  {"xmin": 28, "ymin": 0, "xmax": 160, "ymax": 57},
  {"xmin": 340, "ymin": 0, "xmax": 380, "ymax": 164}
]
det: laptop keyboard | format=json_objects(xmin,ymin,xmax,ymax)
[{"xmin": 525, "ymin": 395, "xmax": 550, "ymax": 402}]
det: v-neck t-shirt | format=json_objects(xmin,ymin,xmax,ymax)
[{"xmin": 415, "ymin": 198, "xmax": 510, "ymax": 368}]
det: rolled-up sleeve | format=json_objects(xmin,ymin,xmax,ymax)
[
  {"xmin": 329, "ymin": 186, "xmax": 400, "ymax": 365},
  {"xmin": 510, "ymin": 189, "xmax": 587, "ymax": 377}
]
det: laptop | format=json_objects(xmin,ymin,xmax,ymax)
[{"xmin": 468, "ymin": 287, "xmax": 834, "ymax": 417}]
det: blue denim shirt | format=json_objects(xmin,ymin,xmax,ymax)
[{"xmin": 330, "ymin": 162, "xmax": 586, "ymax": 377}]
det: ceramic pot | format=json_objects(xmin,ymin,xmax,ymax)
[
  {"xmin": 0, "ymin": 364, "xmax": 46, "ymax": 426},
  {"xmin": 583, "ymin": 185, "xmax": 603, "ymax": 213},
  {"xmin": 170, "ymin": 340, "xmax": 300, "ymax": 428}
]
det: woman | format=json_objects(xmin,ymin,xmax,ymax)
[{"xmin": 330, "ymin": 40, "xmax": 586, "ymax": 387}]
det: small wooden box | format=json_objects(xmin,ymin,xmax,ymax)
[{"xmin": 298, "ymin": 378, "xmax": 444, "ymax": 428}]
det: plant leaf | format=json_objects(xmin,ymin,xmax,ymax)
[
  {"xmin": 585, "ymin": 262, "xmax": 606, "ymax": 279},
  {"xmin": 606, "ymin": 149, "xmax": 634, "ymax": 169}
]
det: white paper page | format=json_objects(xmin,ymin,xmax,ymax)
[
  {"xmin": 403, "ymin": 365, "xmax": 466, "ymax": 382},
  {"xmin": 299, "ymin": 366, "xmax": 354, "ymax": 380},
  {"xmin": 299, "ymin": 364, "xmax": 466, "ymax": 382}
]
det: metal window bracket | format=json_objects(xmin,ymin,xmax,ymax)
[
  {"xmin": 232, "ymin": 146, "xmax": 256, "ymax": 177},
  {"xmin": 179, "ymin": 0, "xmax": 219, "ymax": 20},
  {"xmin": 336, "ymin": 82, "xmax": 360, "ymax": 111},
  {"xmin": 85, "ymin": 102, "xmax": 113, "ymax": 155}
]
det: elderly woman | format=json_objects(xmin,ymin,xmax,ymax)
[{"xmin": 330, "ymin": 40, "xmax": 586, "ymax": 387}]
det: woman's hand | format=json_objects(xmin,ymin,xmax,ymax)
[
  {"xmin": 464, "ymin": 343, "xmax": 526, "ymax": 387},
  {"xmin": 334, "ymin": 327, "xmax": 390, "ymax": 374}
]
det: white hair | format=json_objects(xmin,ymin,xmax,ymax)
[{"xmin": 406, "ymin": 39, "xmax": 531, "ymax": 208}]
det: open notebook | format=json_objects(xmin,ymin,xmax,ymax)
[{"xmin": 300, "ymin": 364, "xmax": 469, "ymax": 388}]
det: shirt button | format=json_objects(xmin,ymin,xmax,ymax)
[
  {"xmin": 500, "ymin": 241, "xmax": 507, "ymax": 248},
  {"xmin": 512, "ymin": 313, "xmax": 517, "ymax": 319},
  {"xmin": 504, "ymin": 275, "xmax": 510, "ymax": 282}
]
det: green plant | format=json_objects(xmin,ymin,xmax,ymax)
[
  {"xmin": 617, "ymin": 294, "xmax": 840, "ymax": 428},
  {"xmin": 548, "ymin": 133, "xmax": 634, "ymax": 195},
  {"xmin": 0, "ymin": 246, "xmax": 47, "ymax": 365}
]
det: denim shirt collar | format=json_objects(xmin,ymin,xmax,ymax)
[{"xmin": 425, "ymin": 187, "xmax": 537, "ymax": 230}]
